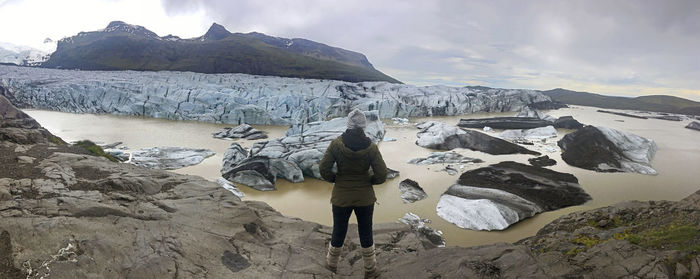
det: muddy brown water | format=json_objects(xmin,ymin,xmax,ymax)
[{"xmin": 25, "ymin": 106, "xmax": 700, "ymax": 247}]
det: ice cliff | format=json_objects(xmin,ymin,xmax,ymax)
[{"xmin": 0, "ymin": 65, "xmax": 551, "ymax": 125}]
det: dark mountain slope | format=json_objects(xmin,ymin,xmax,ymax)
[
  {"xmin": 42, "ymin": 21, "xmax": 400, "ymax": 83},
  {"xmin": 543, "ymin": 88, "xmax": 700, "ymax": 116}
]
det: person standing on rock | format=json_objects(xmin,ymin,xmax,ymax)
[{"xmin": 319, "ymin": 108, "xmax": 387, "ymax": 278}]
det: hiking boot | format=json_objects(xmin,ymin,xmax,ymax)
[
  {"xmin": 361, "ymin": 244, "xmax": 378, "ymax": 278},
  {"xmin": 326, "ymin": 244, "xmax": 342, "ymax": 272}
]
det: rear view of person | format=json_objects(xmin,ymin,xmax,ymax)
[{"xmin": 319, "ymin": 109, "xmax": 387, "ymax": 278}]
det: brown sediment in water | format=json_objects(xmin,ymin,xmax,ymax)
[{"xmin": 24, "ymin": 106, "xmax": 700, "ymax": 247}]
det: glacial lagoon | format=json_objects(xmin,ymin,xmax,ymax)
[{"xmin": 25, "ymin": 105, "xmax": 700, "ymax": 247}]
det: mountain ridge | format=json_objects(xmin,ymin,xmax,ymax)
[
  {"xmin": 542, "ymin": 88, "xmax": 700, "ymax": 116},
  {"xmin": 41, "ymin": 21, "xmax": 400, "ymax": 83}
]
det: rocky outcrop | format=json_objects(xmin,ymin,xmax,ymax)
[
  {"xmin": 129, "ymin": 146, "xmax": 215, "ymax": 170},
  {"xmin": 528, "ymin": 155, "xmax": 557, "ymax": 167},
  {"xmin": 558, "ymin": 126, "xmax": 658, "ymax": 174},
  {"xmin": 458, "ymin": 117, "xmax": 553, "ymax": 129},
  {"xmin": 398, "ymin": 179, "xmax": 428, "ymax": 203},
  {"xmin": 0, "ymin": 91, "xmax": 61, "ymax": 145},
  {"xmin": 498, "ymin": 125, "xmax": 557, "ymax": 141},
  {"xmin": 553, "ymin": 116, "xmax": 584, "ymax": 129},
  {"xmin": 0, "ymin": 65, "xmax": 552, "ymax": 125},
  {"xmin": 407, "ymin": 151, "xmax": 482, "ymax": 165},
  {"xmin": 686, "ymin": 121, "xmax": 700, "ymax": 131},
  {"xmin": 416, "ymin": 121, "xmax": 540, "ymax": 155},
  {"xmin": 436, "ymin": 161, "xmax": 591, "ymax": 231},
  {"xmin": 386, "ymin": 189, "xmax": 700, "ymax": 278},
  {"xmin": 212, "ymin": 124, "xmax": 267, "ymax": 140}
]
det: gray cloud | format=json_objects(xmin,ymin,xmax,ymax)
[{"xmin": 161, "ymin": 0, "xmax": 700, "ymax": 99}]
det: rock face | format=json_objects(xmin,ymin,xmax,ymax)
[
  {"xmin": 558, "ymin": 126, "xmax": 658, "ymax": 174},
  {"xmin": 408, "ymin": 151, "xmax": 482, "ymax": 165},
  {"xmin": 0, "ymin": 65, "xmax": 552, "ymax": 125},
  {"xmin": 686, "ymin": 121, "xmax": 700, "ymax": 131},
  {"xmin": 129, "ymin": 147, "xmax": 215, "ymax": 170},
  {"xmin": 436, "ymin": 161, "xmax": 591, "ymax": 230},
  {"xmin": 0, "ymin": 89, "xmax": 59, "ymax": 145},
  {"xmin": 553, "ymin": 116, "xmax": 584, "ymax": 129},
  {"xmin": 415, "ymin": 121, "xmax": 540, "ymax": 155},
  {"xmin": 212, "ymin": 124, "xmax": 267, "ymax": 140},
  {"xmin": 458, "ymin": 117, "xmax": 552, "ymax": 129},
  {"xmin": 528, "ymin": 155, "xmax": 557, "ymax": 167},
  {"xmin": 498, "ymin": 125, "xmax": 557, "ymax": 141},
  {"xmin": 221, "ymin": 111, "xmax": 393, "ymax": 189},
  {"xmin": 398, "ymin": 179, "xmax": 428, "ymax": 203}
]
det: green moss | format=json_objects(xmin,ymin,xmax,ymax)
[
  {"xmin": 617, "ymin": 223, "xmax": 699, "ymax": 251},
  {"xmin": 73, "ymin": 140, "xmax": 118, "ymax": 162},
  {"xmin": 566, "ymin": 247, "xmax": 585, "ymax": 256},
  {"xmin": 586, "ymin": 219, "xmax": 598, "ymax": 228},
  {"xmin": 571, "ymin": 235, "xmax": 604, "ymax": 248},
  {"xmin": 47, "ymin": 134, "xmax": 66, "ymax": 145}
]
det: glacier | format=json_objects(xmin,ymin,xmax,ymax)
[{"xmin": 0, "ymin": 65, "xmax": 552, "ymax": 125}]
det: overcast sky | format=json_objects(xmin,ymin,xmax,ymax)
[{"xmin": 1, "ymin": 0, "xmax": 699, "ymax": 101}]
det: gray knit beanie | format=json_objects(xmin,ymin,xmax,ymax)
[{"xmin": 346, "ymin": 109, "xmax": 367, "ymax": 129}]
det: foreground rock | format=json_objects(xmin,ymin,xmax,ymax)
[
  {"xmin": 416, "ymin": 121, "xmax": 540, "ymax": 155},
  {"xmin": 386, "ymin": 189, "xmax": 700, "ymax": 278},
  {"xmin": 686, "ymin": 121, "xmax": 700, "ymax": 131},
  {"xmin": 0, "ymin": 65, "xmax": 551, "ymax": 125},
  {"xmin": 437, "ymin": 161, "xmax": 591, "ymax": 230},
  {"xmin": 212, "ymin": 124, "xmax": 267, "ymax": 140},
  {"xmin": 398, "ymin": 179, "xmax": 428, "ymax": 203},
  {"xmin": 458, "ymin": 117, "xmax": 552, "ymax": 129},
  {"xmin": 558, "ymin": 126, "xmax": 658, "ymax": 174},
  {"xmin": 0, "ymin": 93, "xmax": 61, "ymax": 145},
  {"xmin": 129, "ymin": 146, "xmax": 215, "ymax": 170},
  {"xmin": 222, "ymin": 111, "xmax": 395, "ymax": 188}
]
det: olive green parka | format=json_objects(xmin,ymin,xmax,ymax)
[{"xmin": 319, "ymin": 136, "xmax": 387, "ymax": 207}]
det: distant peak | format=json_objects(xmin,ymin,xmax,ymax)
[
  {"xmin": 202, "ymin": 23, "xmax": 231, "ymax": 41},
  {"xmin": 106, "ymin": 21, "xmax": 128, "ymax": 28},
  {"xmin": 102, "ymin": 21, "xmax": 158, "ymax": 38}
]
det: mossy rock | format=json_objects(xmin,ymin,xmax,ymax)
[{"xmin": 73, "ymin": 140, "xmax": 118, "ymax": 162}]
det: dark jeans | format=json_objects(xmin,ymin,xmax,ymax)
[{"xmin": 330, "ymin": 204, "xmax": 374, "ymax": 248}]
